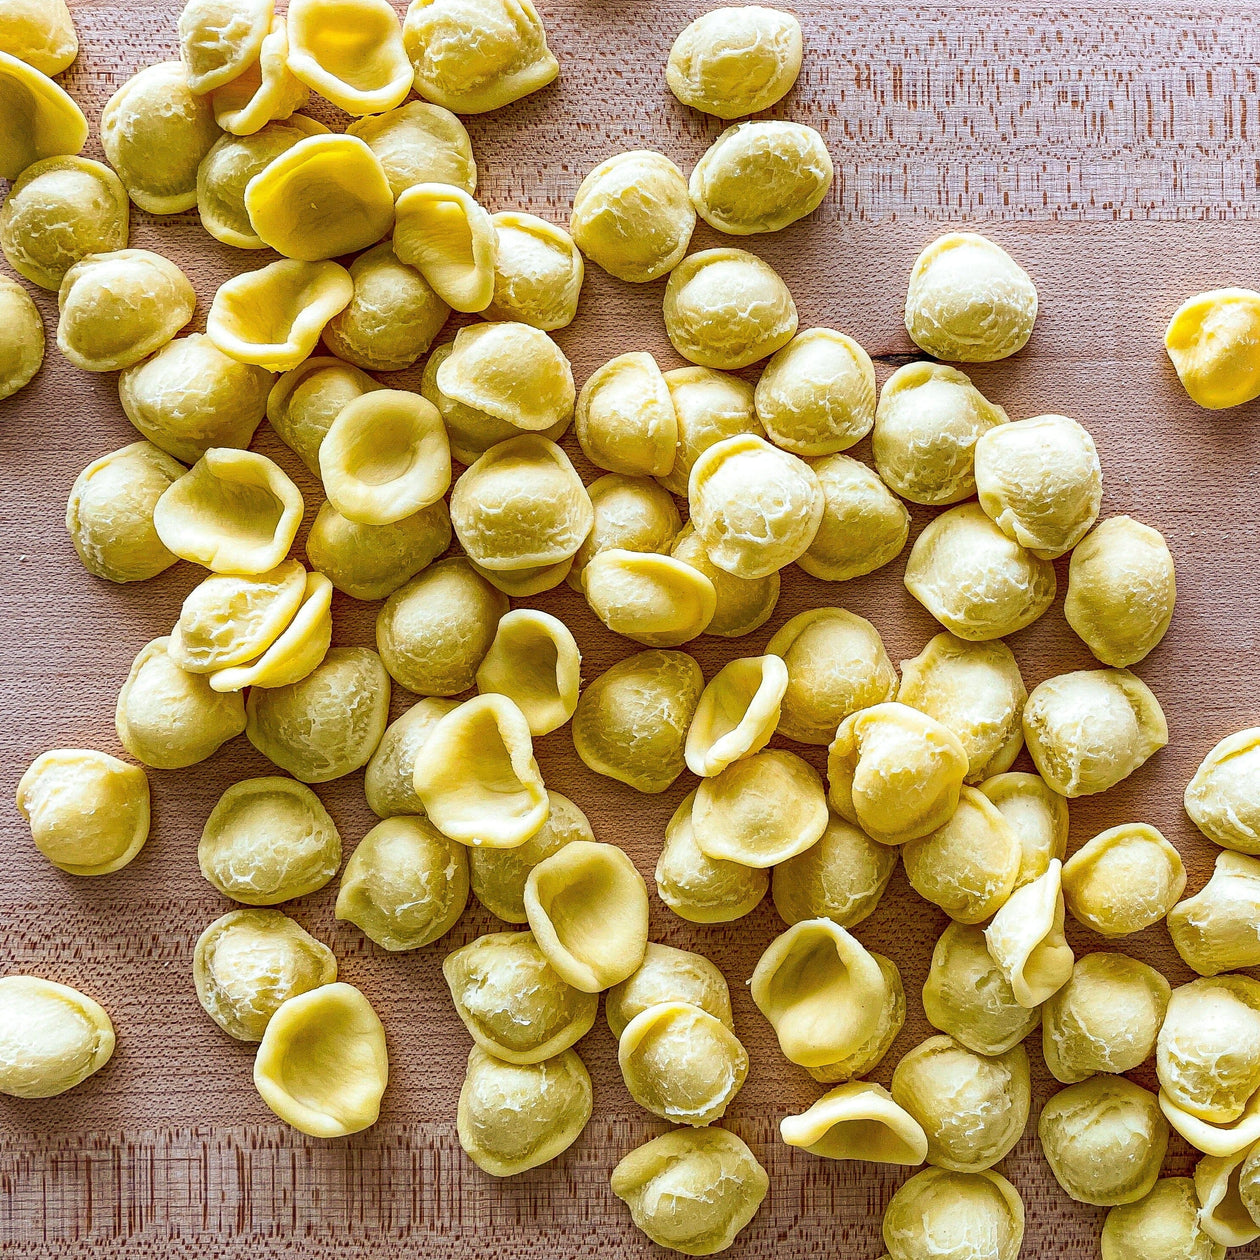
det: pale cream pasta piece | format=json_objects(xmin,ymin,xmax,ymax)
[
  {"xmin": 394, "ymin": 183, "xmax": 496, "ymax": 312},
  {"xmin": 198, "ymin": 775, "xmax": 341, "ymax": 903},
  {"xmin": 904, "ymin": 231, "xmax": 1037, "ymax": 362},
  {"xmin": 1186, "ymin": 728, "xmax": 1260, "ymax": 855},
  {"xmin": 655, "ymin": 789, "xmax": 768, "ymax": 924},
  {"xmin": 1100, "ymin": 1177, "xmax": 1225, "ymax": 1260},
  {"xmin": 0, "ymin": 276, "xmax": 42, "ymax": 401},
  {"xmin": 193, "ymin": 907, "xmax": 336, "ymax": 1041},
  {"xmin": 798, "ymin": 454, "xmax": 910, "ymax": 583},
  {"xmin": 116, "ymin": 636, "xmax": 246, "ymax": 769},
  {"xmin": 457, "ymin": 1045, "xmax": 592, "ymax": 1177},
  {"xmin": 0, "ymin": 976, "xmax": 114, "ymax": 1099},
  {"xmin": 1066, "ymin": 516, "xmax": 1176, "ymax": 667},
  {"xmin": 484, "ymin": 211, "xmax": 583, "ymax": 330},
  {"xmin": 0, "ymin": 50, "xmax": 86, "ymax": 180},
  {"xmin": 57, "ymin": 249, "xmax": 194, "ymax": 373},
  {"xmin": 1061, "ymin": 822, "xmax": 1185, "ymax": 936},
  {"xmin": 524, "ymin": 840, "xmax": 649, "ymax": 992},
  {"xmin": 1024, "ymin": 669, "xmax": 1168, "ymax": 798},
  {"xmin": 803, "ymin": 953, "xmax": 905, "ymax": 1084},
  {"xmin": 1162, "ymin": 1085, "xmax": 1260, "ymax": 1160},
  {"xmin": 286, "ymin": 0, "xmax": 411, "ymax": 115},
  {"xmin": 469, "ymin": 556, "xmax": 573, "ymax": 598},
  {"xmin": 1170, "ymin": 851, "xmax": 1260, "ymax": 975},
  {"xmin": 178, "ymin": 0, "xmax": 272, "ymax": 94},
  {"xmin": 685, "ymin": 655, "xmax": 787, "ymax": 778},
  {"xmin": 827, "ymin": 701, "xmax": 968, "ymax": 846},
  {"xmin": 666, "ymin": 5, "xmax": 801, "ymax": 118},
  {"xmin": 905, "ymin": 502, "xmax": 1056, "ymax": 641},
  {"xmin": 583, "ymin": 549, "xmax": 716, "ymax": 647},
  {"xmin": 0, "ymin": 156, "xmax": 128, "ymax": 290},
  {"xmin": 922, "ymin": 921, "xmax": 1040, "ymax": 1056},
  {"xmin": 346, "ymin": 99, "xmax": 475, "ymax": 198},
  {"xmin": 254, "ymin": 982, "xmax": 388, "ymax": 1137},
  {"xmin": 891, "ymin": 1035, "xmax": 1029, "ymax": 1173},
  {"xmin": 267, "ymin": 355, "xmax": 379, "ymax": 475},
  {"xmin": 16, "ymin": 750, "xmax": 149, "ymax": 877},
  {"xmin": 375, "ymin": 557, "xmax": 508, "ymax": 695},
  {"xmin": 210, "ymin": 15, "xmax": 309, "ymax": 134},
  {"xmin": 207, "ymin": 258, "xmax": 353, "ymax": 372},
  {"xmin": 670, "ymin": 524, "xmax": 780, "ymax": 639},
  {"xmin": 475, "ymin": 608, "xmax": 580, "ymax": 737},
  {"xmin": 1195, "ymin": 1145, "xmax": 1260, "ymax": 1248},
  {"xmin": 0, "ymin": 0, "xmax": 77, "ymax": 75},
  {"xmin": 335, "ymin": 815, "xmax": 468, "ymax": 950},
  {"xmin": 982, "ymin": 858, "xmax": 1073, "ymax": 1005},
  {"xmin": 1242, "ymin": 1145, "xmax": 1260, "ymax": 1237},
  {"xmin": 576, "ymin": 352, "xmax": 678, "ymax": 478},
  {"xmin": 977, "ymin": 770, "xmax": 1069, "ymax": 888},
  {"xmin": 605, "ymin": 943, "xmax": 732, "ymax": 1041},
  {"xmin": 363, "ymin": 697, "xmax": 457, "ymax": 818},
  {"xmin": 246, "ymin": 646, "xmax": 390, "ymax": 782},
  {"xmin": 1038, "ymin": 1077, "xmax": 1169, "ymax": 1207},
  {"xmin": 884, "ymin": 1168, "xmax": 1024, "ymax": 1260},
  {"xmin": 65, "ymin": 441, "xmax": 183, "ymax": 583},
  {"xmin": 443, "ymin": 930, "xmax": 597, "ymax": 1063},
  {"xmin": 658, "ymin": 365, "xmax": 761, "ymax": 497},
  {"xmin": 1165, "ymin": 288, "xmax": 1260, "ymax": 410},
  {"xmin": 570, "ymin": 474, "xmax": 681, "ymax": 590},
  {"xmin": 782, "ymin": 1081, "xmax": 927, "ymax": 1166}
]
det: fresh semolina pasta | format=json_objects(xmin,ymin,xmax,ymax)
[
  {"xmin": 981, "ymin": 858, "xmax": 1073, "ymax": 1005},
  {"xmin": 0, "ymin": 976, "xmax": 113, "ymax": 1099},
  {"xmin": 321, "ymin": 242, "xmax": 450, "ymax": 372},
  {"xmin": 206, "ymin": 258, "xmax": 353, "ymax": 372},
  {"xmin": 116, "ymin": 637, "xmax": 246, "ymax": 768},
  {"xmin": 193, "ymin": 908, "xmax": 336, "ymax": 1041},
  {"xmin": 897, "ymin": 633, "xmax": 1026, "ymax": 784},
  {"xmin": 891, "ymin": 1036, "xmax": 1029, "ymax": 1173},
  {"xmin": 346, "ymin": 100, "xmax": 475, "ymax": 198},
  {"xmin": 571, "ymin": 474, "xmax": 681, "ymax": 589},
  {"xmin": 974, "ymin": 413, "xmax": 1103, "ymax": 559},
  {"xmin": 253, "ymin": 982, "xmax": 388, "ymax": 1138},
  {"xmin": 246, "ymin": 646, "xmax": 391, "ymax": 782},
  {"xmin": 64, "ymin": 441, "xmax": 183, "ymax": 582},
  {"xmin": 690, "ymin": 122, "xmax": 833, "ymax": 236},
  {"xmin": 16, "ymin": 750, "xmax": 149, "ymax": 877},
  {"xmin": 1061, "ymin": 823, "xmax": 1185, "ymax": 936},
  {"xmin": 1161, "ymin": 1084, "xmax": 1260, "ymax": 1161},
  {"xmin": 458, "ymin": 1046, "xmax": 592, "ymax": 1177},
  {"xmin": 450, "ymin": 435, "xmax": 591, "ymax": 570},
  {"xmin": 198, "ymin": 776, "xmax": 341, "ymax": 903},
  {"xmin": 1100, "ymin": 1178, "xmax": 1226, "ymax": 1260},
  {"xmin": 1170, "ymin": 851, "xmax": 1260, "ymax": 975},
  {"xmin": 904, "ymin": 231, "xmax": 1038, "ymax": 363},
  {"xmin": 244, "ymin": 134, "xmax": 394, "ymax": 260},
  {"xmin": 1024, "ymin": 669, "xmax": 1168, "ymax": 798},
  {"xmin": 693, "ymin": 750, "xmax": 828, "ymax": 867},
  {"xmin": 655, "ymin": 789, "xmax": 769, "ymax": 924},
  {"xmin": 1195, "ymin": 1147, "xmax": 1260, "ymax": 1248},
  {"xmin": 663, "ymin": 248, "xmax": 799, "ymax": 370},
  {"xmin": 827, "ymin": 701, "xmax": 968, "ymax": 846},
  {"xmin": 375, "ymin": 557, "xmax": 507, "ymax": 695},
  {"xmin": 978, "ymin": 771, "xmax": 1069, "ymax": 888},
  {"xmin": 335, "ymin": 816, "xmax": 469, "ymax": 950},
  {"xmin": 0, "ymin": 0, "xmax": 77, "ymax": 75},
  {"xmin": 804, "ymin": 952, "xmax": 904, "ymax": 1085},
  {"xmin": 412, "ymin": 693, "xmax": 548, "ymax": 848},
  {"xmin": 523, "ymin": 841, "xmax": 650, "ymax": 992},
  {"xmin": 0, "ymin": 156, "xmax": 128, "ymax": 290},
  {"xmin": 904, "ymin": 502, "xmax": 1056, "ymax": 640},
  {"xmin": 0, "ymin": 51, "xmax": 86, "ymax": 181},
  {"xmin": 800, "ymin": 451, "xmax": 912, "ymax": 572},
  {"xmin": 470, "ymin": 791, "xmax": 593, "ymax": 923},
  {"xmin": 0, "ymin": 291, "xmax": 40, "ymax": 397},
  {"xmin": 153, "ymin": 448, "xmax": 303, "ymax": 575},
  {"xmin": 363, "ymin": 697, "xmax": 457, "ymax": 819},
  {"xmin": 686, "ymin": 655, "xmax": 788, "ymax": 778},
  {"xmin": 1241, "ymin": 1146, "xmax": 1260, "ymax": 1235},
  {"xmin": 658, "ymin": 366, "xmax": 761, "ymax": 497},
  {"xmin": 469, "ymin": 557, "xmax": 573, "ymax": 597},
  {"xmin": 443, "ymin": 930, "xmax": 598, "ymax": 1063},
  {"xmin": 768, "ymin": 608, "xmax": 898, "ymax": 745},
  {"xmin": 210, "ymin": 16, "xmax": 309, "ymax": 134},
  {"xmin": 568, "ymin": 150, "xmax": 694, "ymax": 285},
  {"xmin": 286, "ymin": 0, "xmax": 411, "ymax": 115},
  {"xmin": 666, "ymin": 5, "xmax": 802, "ymax": 118},
  {"xmin": 618, "ymin": 1001, "xmax": 748, "ymax": 1126},
  {"xmin": 873, "ymin": 360, "xmax": 1009, "ymax": 505},
  {"xmin": 922, "ymin": 921, "xmax": 1041, "ymax": 1056},
  {"xmin": 1186, "ymin": 728, "xmax": 1260, "ymax": 854},
  {"xmin": 781, "ymin": 1081, "xmax": 927, "ymax": 1166},
  {"xmin": 750, "ymin": 918, "xmax": 888, "ymax": 1069},
  {"xmin": 575, "ymin": 352, "xmax": 677, "ymax": 478},
  {"xmin": 1039, "ymin": 1077, "xmax": 1168, "ymax": 1207},
  {"xmin": 393, "ymin": 183, "xmax": 496, "ymax": 312},
  {"xmin": 1041, "ymin": 952, "xmax": 1171, "ymax": 1084},
  {"xmin": 484, "ymin": 212, "xmax": 583, "ymax": 330},
  {"xmin": 582, "ymin": 549, "xmax": 716, "ymax": 647},
  {"xmin": 902, "ymin": 784, "xmax": 1021, "ymax": 924},
  {"xmin": 100, "ymin": 62, "xmax": 218, "ymax": 213},
  {"xmin": 178, "ymin": 0, "xmax": 272, "ymax": 95},
  {"xmin": 1065, "ymin": 515, "xmax": 1176, "ymax": 667},
  {"xmin": 267, "ymin": 356, "xmax": 378, "ymax": 476},
  {"xmin": 883, "ymin": 1169, "xmax": 1025, "ymax": 1260},
  {"xmin": 1165, "ymin": 288, "xmax": 1260, "ymax": 409},
  {"xmin": 670, "ymin": 525, "xmax": 780, "ymax": 639},
  {"xmin": 57, "ymin": 249, "xmax": 195, "ymax": 373},
  {"xmin": 475, "ymin": 609, "xmax": 581, "ymax": 737},
  {"xmin": 605, "ymin": 944, "xmax": 732, "ymax": 1041}
]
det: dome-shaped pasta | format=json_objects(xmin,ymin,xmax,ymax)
[
  {"xmin": 1195, "ymin": 1148, "xmax": 1260, "ymax": 1249},
  {"xmin": 0, "ymin": 276, "xmax": 42, "ymax": 400},
  {"xmin": 178, "ymin": 0, "xmax": 272, "ymax": 95},
  {"xmin": 685, "ymin": 655, "xmax": 787, "ymax": 778},
  {"xmin": 0, "ymin": 976, "xmax": 113, "ymax": 1099},
  {"xmin": 16, "ymin": 749, "xmax": 149, "ymax": 877},
  {"xmin": 805, "ymin": 953, "xmax": 904, "ymax": 1085},
  {"xmin": 670, "ymin": 524, "xmax": 779, "ymax": 639},
  {"xmin": 100, "ymin": 62, "xmax": 218, "ymax": 213},
  {"xmin": 605, "ymin": 944, "xmax": 732, "ymax": 1041},
  {"xmin": 475, "ymin": 609, "xmax": 580, "ymax": 737},
  {"xmin": 1186, "ymin": 728, "xmax": 1260, "ymax": 855},
  {"xmin": 193, "ymin": 908, "xmax": 336, "ymax": 1041},
  {"xmin": 1165, "ymin": 288, "xmax": 1260, "ymax": 409},
  {"xmin": 884, "ymin": 1168, "xmax": 1025, "ymax": 1260},
  {"xmin": 470, "ymin": 557, "xmax": 573, "ymax": 598},
  {"xmin": 346, "ymin": 100, "xmax": 475, "ymax": 198},
  {"xmin": 1100, "ymin": 1178, "xmax": 1226, "ymax": 1260},
  {"xmin": 210, "ymin": 15, "xmax": 309, "ymax": 135},
  {"xmin": 1061, "ymin": 822, "xmax": 1185, "ymax": 936},
  {"xmin": 267, "ymin": 355, "xmax": 378, "ymax": 476},
  {"xmin": 57, "ymin": 249, "xmax": 194, "ymax": 373},
  {"xmin": 583, "ymin": 549, "xmax": 715, "ymax": 647},
  {"xmin": 804, "ymin": 458, "xmax": 908, "ymax": 585},
  {"xmin": 904, "ymin": 232, "xmax": 1038, "ymax": 363},
  {"xmin": 982, "ymin": 858, "xmax": 1073, "ymax": 1005},
  {"xmin": 575, "ymin": 352, "xmax": 677, "ymax": 478},
  {"xmin": 1170, "ymin": 851, "xmax": 1260, "ymax": 976},
  {"xmin": 658, "ymin": 365, "xmax": 760, "ymax": 497},
  {"xmin": 362, "ymin": 697, "xmax": 457, "ymax": 819},
  {"xmin": 571, "ymin": 474, "xmax": 681, "ymax": 590},
  {"xmin": 484, "ymin": 211, "xmax": 583, "ymax": 330},
  {"xmin": 286, "ymin": 0, "xmax": 411, "ymax": 115},
  {"xmin": 827, "ymin": 701, "xmax": 968, "ymax": 846},
  {"xmin": 782, "ymin": 1081, "xmax": 927, "ymax": 1166},
  {"xmin": 0, "ymin": 0, "xmax": 77, "ymax": 75},
  {"xmin": 116, "ymin": 636, "xmax": 246, "ymax": 768},
  {"xmin": 65, "ymin": 441, "xmax": 183, "ymax": 583},
  {"xmin": 977, "ymin": 771, "xmax": 1069, "ymax": 888},
  {"xmin": 394, "ymin": 183, "xmax": 496, "ymax": 312},
  {"xmin": 0, "ymin": 156, "xmax": 128, "ymax": 290},
  {"xmin": 905, "ymin": 503, "xmax": 1056, "ymax": 640},
  {"xmin": 443, "ymin": 930, "xmax": 597, "ymax": 1064},
  {"xmin": 0, "ymin": 50, "xmax": 86, "ymax": 182}
]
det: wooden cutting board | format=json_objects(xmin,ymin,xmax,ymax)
[{"xmin": 3, "ymin": 2, "xmax": 1260, "ymax": 1256}]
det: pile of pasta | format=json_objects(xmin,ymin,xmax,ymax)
[{"xmin": 4, "ymin": 1, "xmax": 1260, "ymax": 1257}]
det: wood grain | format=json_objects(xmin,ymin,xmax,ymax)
[{"xmin": 2, "ymin": 2, "xmax": 1260, "ymax": 1256}]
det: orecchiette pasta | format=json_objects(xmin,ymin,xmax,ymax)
[
  {"xmin": 178, "ymin": 0, "xmax": 272, "ymax": 95},
  {"xmin": 475, "ymin": 609, "xmax": 581, "ymax": 737},
  {"xmin": 267, "ymin": 355, "xmax": 378, "ymax": 476},
  {"xmin": 1185, "ymin": 728, "xmax": 1260, "ymax": 855},
  {"xmin": 363, "ymin": 697, "xmax": 458, "ymax": 819},
  {"xmin": 658, "ymin": 365, "xmax": 761, "ymax": 497},
  {"xmin": 575, "ymin": 352, "xmax": 678, "ymax": 478},
  {"xmin": 982, "ymin": 858, "xmax": 1072, "ymax": 1005},
  {"xmin": 0, "ymin": 976, "xmax": 114, "ymax": 1098},
  {"xmin": 583, "ymin": 549, "xmax": 716, "ymax": 647},
  {"xmin": 285, "ymin": 0, "xmax": 412, "ymax": 115},
  {"xmin": 670, "ymin": 525, "xmax": 780, "ymax": 639},
  {"xmin": 210, "ymin": 15, "xmax": 309, "ymax": 134},
  {"xmin": 883, "ymin": 1168, "xmax": 1025, "ymax": 1260},
  {"xmin": 1061, "ymin": 823, "xmax": 1186, "ymax": 936},
  {"xmin": 0, "ymin": 275, "xmax": 44, "ymax": 401},
  {"xmin": 686, "ymin": 655, "xmax": 787, "ymax": 778},
  {"xmin": 0, "ymin": 0, "xmax": 77, "ymax": 75},
  {"xmin": 572, "ymin": 474, "xmax": 681, "ymax": 590},
  {"xmin": 2, "ymin": 50, "xmax": 86, "ymax": 179},
  {"xmin": 1195, "ymin": 1146, "xmax": 1260, "ymax": 1248},
  {"xmin": 605, "ymin": 944, "xmax": 733, "ymax": 1041},
  {"xmin": 977, "ymin": 771, "xmax": 1069, "ymax": 889},
  {"xmin": 781, "ymin": 1081, "xmax": 928, "ymax": 1166},
  {"xmin": 346, "ymin": 100, "xmax": 475, "ymax": 198},
  {"xmin": 485, "ymin": 211, "xmax": 583, "ymax": 330},
  {"xmin": 1169, "ymin": 851, "xmax": 1260, "ymax": 975},
  {"xmin": 393, "ymin": 183, "xmax": 496, "ymax": 312},
  {"xmin": 1099, "ymin": 1177, "xmax": 1225, "ymax": 1260},
  {"xmin": 1165, "ymin": 288, "xmax": 1260, "ymax": 409},
  {"xmin": 797, "ymin": 454, "xmax": 910, "ymax": 582}
]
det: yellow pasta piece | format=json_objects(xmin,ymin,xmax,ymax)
[
  {"xmin": 576, "ymin": 352, "xmax": 678, "ymax": 478},
  {"xmin": 1100, "ymin": 1178, "xmax": 1225, "ymax": 1260},
  {"xmin": 0, "ymin": 0, "xmax": 77, "ymax": 75},
  {"xmin": 286, "ymin": 0, "xmax": 411, "ymax": 115},
  {"xmin": 782, "ymin": 1081, "xmax": 927, "ymax": 1166},
  {"xmin": 394, "ymin": 183, "xmax": 497, "ymax": 312},
  {"xmin": 572, "ymin": 474, "xmax": 681, "ymax": 590},
  {"xmin": 982, "ymin": 858, "xmax": 1073, "ymax": 1005},
  {"xmin": 475, "ymin": 608, "xmax": 581, "ymax": 737},
  {"xmin": 1168, "ymin": 851, "xmax": 1260, "ymax": 976},
  {"xmin": 670, "ymin": 524, "xmax": 780, "ymax": 639},
  {"xmin": 1061, "ymin": 822, "xmax": 1185, "ymax": 936},
  {"xmin": 484, "ymin": 211, "xmax": 583, "ymax": 330},
  {"xmin": 1165, "ymin": 288, "xmax": 1260, "ymax": 409},
  {"xmin": 658, "ymin": 365, "xmax": 761, "ymax": 497},
  {"xmin": 582, "ymin": 549, "xmax": 716, "ymax": 647},
  {"xmin": 978, "ymin": 770, "xmax": 1069, "ymax": 888},
  {"xmin": 686, "ymin": 655, "xmax": 787, "ymax": 777},
  {"xmin": 1186, "ymin": 728, "xmax": 1260, "ymax": 855},
  {"xmin": 805, "ymin": 952, "xmax": 905, "ymax": 1085},
  {"xmin": 0, "ymin": 976, "xmax": 113, "ymax": 1099},
  {"xmin": 210, "ymin": 16, "xmax": 309, "ymax": 134},
  {"xmin": 267, "ymin": 355, "xmax": 378, "ymax": 475},
  {"xmin": 605, "ymin": 944, "xmax": 732, "ymax": 1040},
  {"xmin": 0, "ymin": 275, "xmax": 43, "ymax": 401},
  {"xmin": 0, "ymin": 49, "xmax": 87, "ymax": 181},
  {"xmin": 347, "ymin": 100, "xmax": 475, "ymax": 197},
  {"xmin": 1196, "ymin": 1147, "xmax": 1260, "ymax": 1248},
  {"xmin": 883, "ymin": 1169, "xmax": 1025, "ymax": 1260},
  {"xmin": 179, "ymin": 0, "xmax": 273, "ymax": 94}
]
